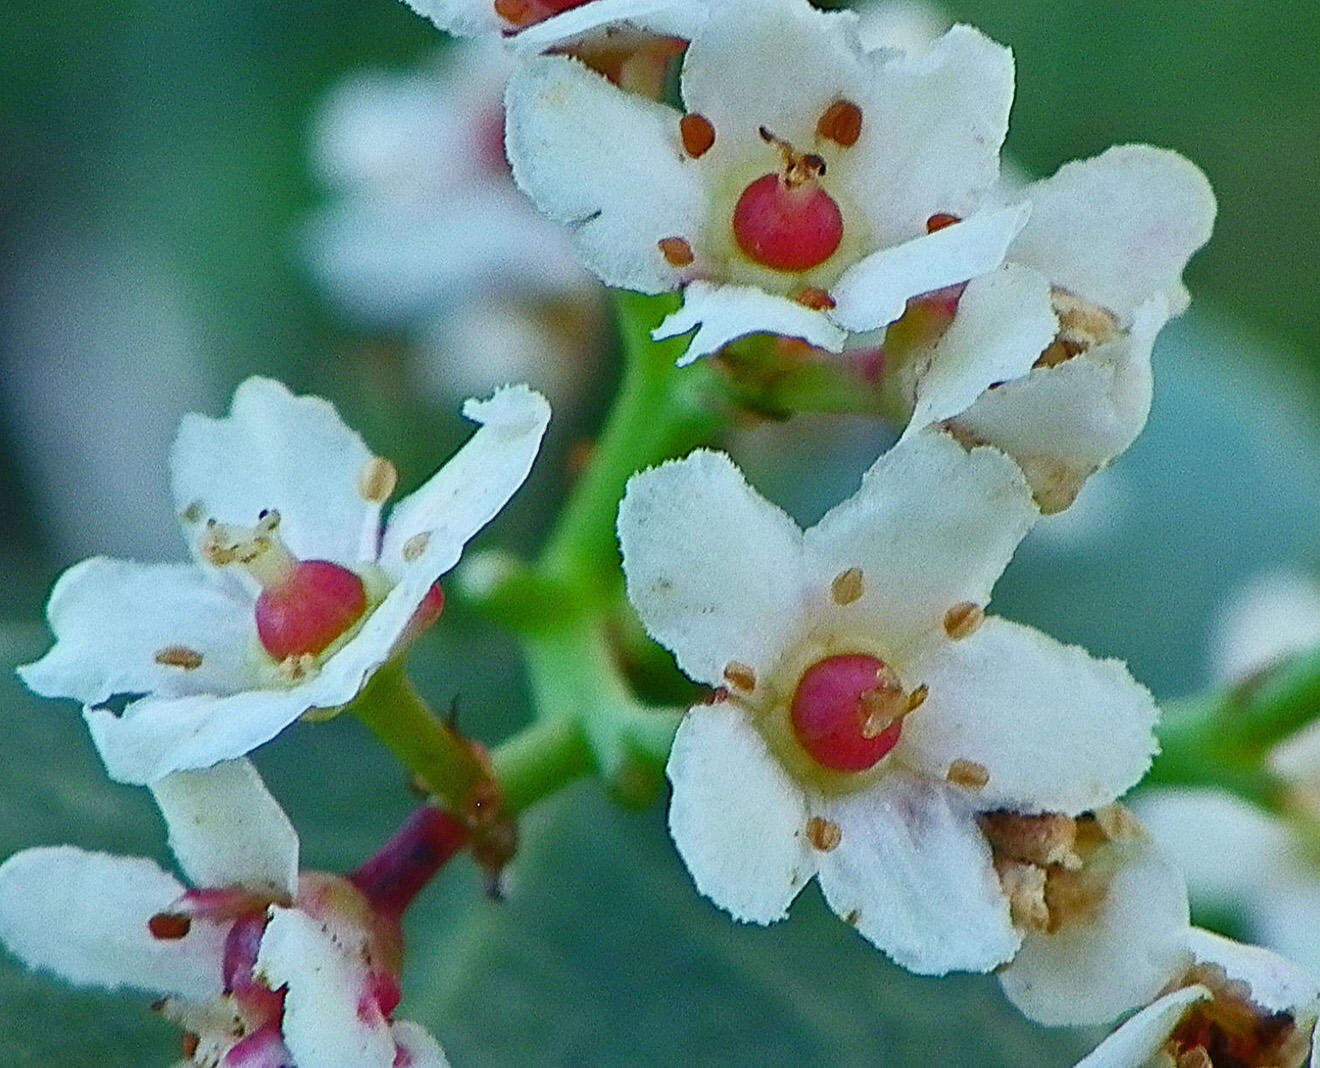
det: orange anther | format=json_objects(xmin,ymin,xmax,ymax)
[
  {"xmin": 926, "ymin": 212, "xmax": 961, "ymax": 233},
  {"xmin": 817, "ymin": 99, "xmax": 863, "ymax": 147},
  {"xmin": 679, "ymin": 113, "xmax": 716, "ymax": 158},
  {"xmin": 658, "ymin": 237, "xmax": 695, "ymax": 267},
  {"xmin": 796, "ymin": 287, "xmax": 837, "ymax": 311}
]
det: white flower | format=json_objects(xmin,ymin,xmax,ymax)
[
  {"xmin": 1077, "ymin": 928, "xmax": 1320, "ymax": 1068},
  {"xmin": 989, "ymin": 807, "xmax": 1193, "ymax": 1027},
  {"xmin": 305, "ymin": 42, "xmax": 605, "ymax": 408},
  {"xmin": 617, "ymin": 430, "xmax": 1159, "ymax": 974},
  {"xmin": 1208, "ymin": 568, "xmax": 1320, "ymax": 685},
  {"xmin": 20, "ymin": 377, "xmax": 550, "ymax": 785},
  {"xmin": 401, "ymin": 0, "xmax": 711, "ymax": 50},
  {"xmin": 1135, "ymin": 787, "xmax": 1320, "ymax": 982},
  {"xmin": 0, "ymin": 760, "xmax": 448, "ymax": 1068},
  {"xmin": 901, "ymin": 146, "xmax": 1215, "ymax": 512},
  {"xmin": 507, "ymin": 0, "xmax": 1028, "ymax": 365},
  {"xmin": 307, "ymin": 42, "xmax": 596, "ymax": 328}
]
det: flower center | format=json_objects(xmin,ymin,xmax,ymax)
[
  {"xmin": 789, "ymin": 654, "xmax": 919, "ymax": 772},
  {"xmin": 201, "ymin": 510, "xmax": 367, "ymax": 662},
  {"xmin": 732, "ymin": 129, "xmax": 843, "ymax": 273}
]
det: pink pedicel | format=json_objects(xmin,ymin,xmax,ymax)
[
  {"xmin": 733, "ymin": 172, "xmax": 843, "ymax": 273},
  {"xmin": 254, "ymin": 559, "xmax": 367, "ymax": 661},
  {"xmin": 790, "ymin": 654, "xmax": 905, "ymax": 773},
  {"xmin": 349, "ymin": 804, "xmax": 468, "ymax": 920}
]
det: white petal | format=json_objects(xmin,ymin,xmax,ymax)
[
  {"xmin": 998, "ymin": 837, "xmax": 1192, "ymax": 1026},
  {"xmin": 391, "ymin": 1020, "xmax": 450, "ymax": 1068},
  {"xmin": 172, "ymin": 377, "xmax": 382, "ymax": 566},
  {"xmin": 652, "ymin": 281, "xmax": 846, "ymax": 366},
  {"xmin": 802, "ymin": 430, "xmax": 1036, "ymax": 658},
  {"xmin": 1130, "ymin": 788, "xmax": 1290, "ymax": 913},
  {"xmin": 619, "ymin": 449, "xmax": 803, "ymax": 689},
  {"xmin": 0, "ymin": 847, "xmax": 223, "ymax": 1000},
  {"xmin": 379, "ymin": 384, "xmax": 551, "ymax": 580},
  {"xmin": 829, "ymin": 204, "xmax": 1029, "ymax": 332},
  {"xmin": 845, "ymin": 24, "xmax": 1015, "ymax": 242},
  {"xmin": 1185, "ymin": 927, "xmax": 1320, "ymax": 1016},
  {"xmin": 678, "ymin": 0, "xmax": 865, "ymax": 161},
  {"xmin": 257, "ymin": 906, "xmax": 397, "ymax": 1068},
  {"xmin": 150, "ymin": 759, "xmax": 299, "ymax": 897},
  {"xmin": 666, "ymin": 704, "xmax": 815, "ymax": 924},
  {"xmin": 1007, "ymin": 145, "xmax": 1215, "ymax": 320},
  {"xmin": 903, "ymin": 263, "xmax": 1057, "ymax": 437},
  {"xmin": 814, "ymin": 772, "xmax": 1020, "ymax": 974},
  {"xmin": 898, "ymin": 617, "xmax": 1157, "ymax": 816},
  {"xmin": 1209, "ymin": 568, "xmax": 1320, "ymax": 686},
  {"xmin": 512, "ymin": 0, "xmax": 713, "ymax": 53},
  {"xmin": 947, "ymin": 298, "xmax": 1166, "ymax": 510},
  {"xmin": 18, "ymin": 558, "xmax": 257, "ymax": 705},
  {"xmin": 85, "ymin": 554, "xmax": 454, "ymax": 783},
  {"xmin": 1075, "ymin": 985, "xmax": 1210, "ymax": 1068},
  {"xmin": 398, "ymin": 0, "xmax": 502, "ymax": 37},
  {"xmin": 506, "ymin": 55, "xmax": 706, "ymax": 294},
  {"xmin": 305, "ymin": 188, "xmax": 591, "ymax": 325}
]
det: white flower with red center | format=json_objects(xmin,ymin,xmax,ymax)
[
  {"xmin": 507, "ymin": 0, "xmax": 1029, "ymax": 366},
  {"xmin": 984, "ymin": 807, "xmax": 1194, "ymax": 1028},
  {"xmin": 1077, "ymin": 928, "xmax": 1320, "ymax": 1068},
  {"xmin": 895, "ymin": 145, "xmax": 1215, "ymax": 512},
  {"xmin": 20, "ymin": 377, "xmax": 549, "ymax": 785},
  {"xmin": 0, "ymin": 760, "xmax": 449, "ymax": 1068},
  {"xmin": 617, "ymin": 430, "xmax": 1159, "ymax": 973}
]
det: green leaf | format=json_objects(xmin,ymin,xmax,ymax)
[{"xmin": 402, "ymin": 782, "xmax": 1094, "ymax": 1066}]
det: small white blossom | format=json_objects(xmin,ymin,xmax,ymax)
[
  {"xmin": 901, "ymin": 146, "xmax": 1215, "ymax": 512},
  {"xmin": 1077, "ymin": 928, "xmax": 1320, "ymax": 1068},
  {"xmin": 0, "ymin": 760, "xmax": 447, "ymax": 1068},
  {"xmin": 21, "ymin": 377, "xmax": 549, "ymax": 785},
  {"xmin": 306, "ymin": 42, "xmax": 605, "ymax": 409},
  {"xmin": 618, "ymin": 430, "xmax": 1158, "ymax": 974},
  {"xmin": 508, "ymin": 0, "xmax": 1028, "ymax": 364},
  {"xmin": 1208, "ymin": 568, "xmax": 1320, "ymax": 685}
]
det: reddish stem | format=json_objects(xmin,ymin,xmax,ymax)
[{"xmin": 349, "ymin": 805, "xmax": 469, "ymax": 919}]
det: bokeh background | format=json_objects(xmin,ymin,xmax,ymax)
[{"xmin": 1, "ymin": 1, "xmax": 1318, "ymax": 1063}]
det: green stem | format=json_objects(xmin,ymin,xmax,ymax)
[
  {"xmin": 490, "ymin": 714, "xmax": 592, "ymax": 815},
  {"xmin": 351, "ymin": 662, "xmax": 493, "ymax": 814},
  {"xmin": 1148, "ymin": 647, "xmax": 1320, "ymax": 808},
  {"xmin": 538, "ymin": 291, "xmax": 724, "ymax": 600}
]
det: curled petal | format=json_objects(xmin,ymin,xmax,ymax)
[
  {"xmin": 829, "ymin": 204, "xmax": 1029, "ymax": 333},
  {"xmin": 666, "ymin": 704, "xmax": 816, "ymax": 924},
  {"xmin": 391, "ymin": 1020, "xmax": 450, "ymax": 1068},
  {"xmin": 813, "ymin": 772, "xmax": 1020, "ymax": 975},
  {"xmin": 150, "ymin": 759, "xmax": 300, "ymax": 898},
  {"xmin": 1075, "ymin": 985, "xmax": 1211, "ymax": 1068},
  {"xmin": 903, "ymin": 263, "xmax": 1057, "ymax": 438},
  {"xmin": 652, "ymin": 281, "xmax": 846, "ymax": 365},
  {"xmin": 0, "ymin": 847, "xmax": 224, "ymax": 1000},
  {"xmin": 513, "ymin": 0, "xmax": 713, "ymax": 53},
  {"xmin": 379, "ymin": 384, "xmax": 551, "ymax": 581}
]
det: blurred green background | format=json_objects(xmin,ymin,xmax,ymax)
[{"xmin": 1, "ymin": 0, "xmax": 1318, "ymax": 1063}]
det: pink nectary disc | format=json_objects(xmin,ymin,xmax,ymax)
[
  {"xmin": 733, "ymin": 173, "xmax": 843, "ymax": 273},
  {"xmin": 790, "ymin": 654, "xmax": 904, "ymax": 773},
  {"xmin": 254, "ymin": 560, "xmax": 367, "ymax": 662}
]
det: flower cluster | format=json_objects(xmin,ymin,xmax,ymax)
[{"xmin": 4, "ymin": 0, "xmax": 1317, "ymax": 1065}]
